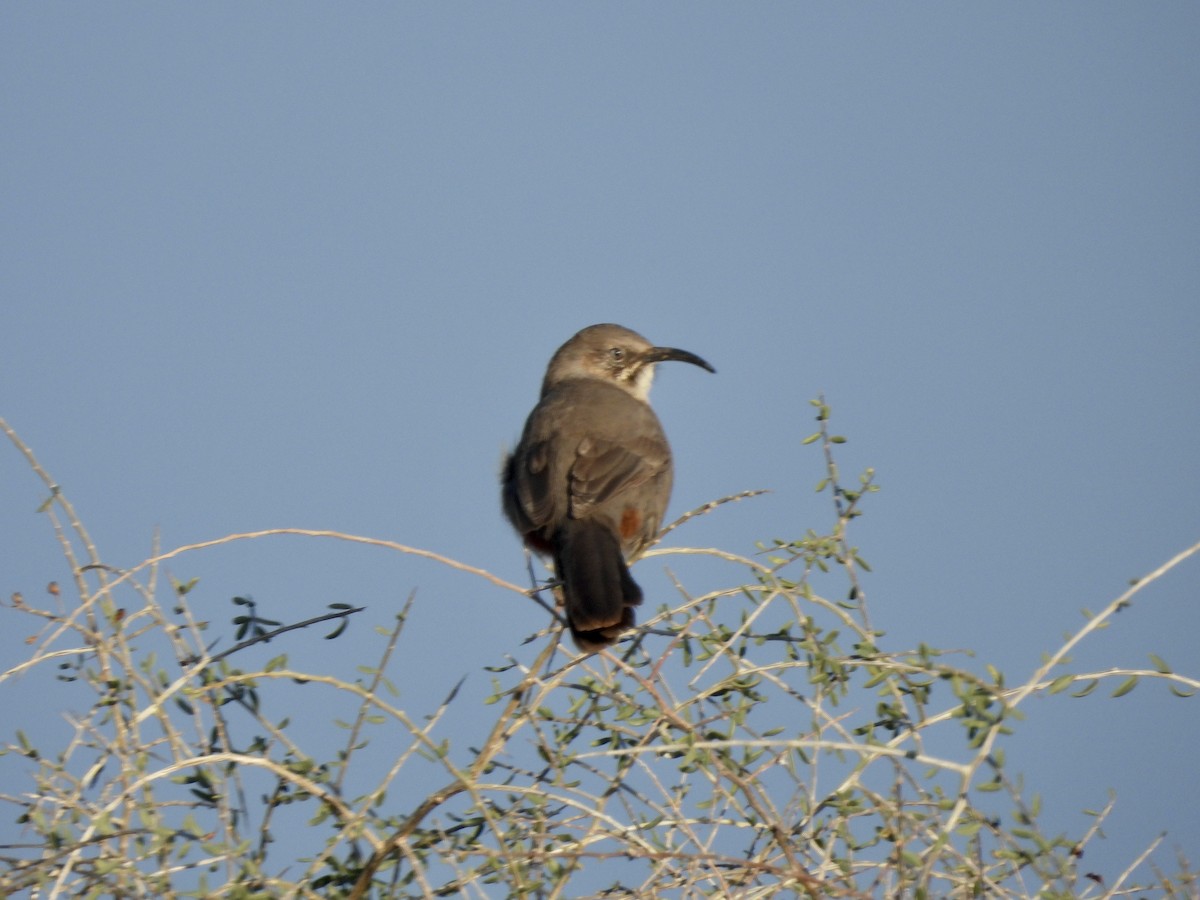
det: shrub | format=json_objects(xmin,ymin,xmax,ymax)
[{"xmin": 2, "ymin": 403, "xmax": 1196, "ymax": 898}]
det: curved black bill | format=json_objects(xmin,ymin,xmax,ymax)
[{"xmin": 645, "ymin": 346, "xmax": 716, "ymax": 373}]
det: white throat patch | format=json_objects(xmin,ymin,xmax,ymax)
[{"xmin": 629, "ymin": 364, "xmax": 655, "ymax": 402}]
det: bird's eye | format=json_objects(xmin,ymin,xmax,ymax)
[{"xmin": 609, "ymin": 347, "xmax": 625, "ymax": 361}]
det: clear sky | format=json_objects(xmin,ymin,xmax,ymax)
[{"xmin": 3, "ymin": 3, "xmax": 1198, "ymax": 888}]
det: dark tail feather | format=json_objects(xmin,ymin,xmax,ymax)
[{"xmin": 552, "ymin": 519, "xmax": 642, "ymax": 651}]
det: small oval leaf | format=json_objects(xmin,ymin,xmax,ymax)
[{"xmin": 1111, "ymin": 676, "xmax": 1139, "ymax": 698}]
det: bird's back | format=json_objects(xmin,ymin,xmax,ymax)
[{"xmin": 503, "ymin": 377, "xmax": 672, "ymax": 559}]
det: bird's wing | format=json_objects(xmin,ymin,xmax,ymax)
[
  {"xmin": 507, "ymin": 439, "xmax": 558, "ymax": 531},
  {"xmin": 568, "ymin": 435, "xmax": 670, "ymax": 520}
]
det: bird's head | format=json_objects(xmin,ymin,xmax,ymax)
[{"xmin": 542, "ymin": 323, "xmax": 715, "ymax": 402}]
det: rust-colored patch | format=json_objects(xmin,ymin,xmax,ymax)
[{"xmin": 619, "ymin": 507, "xmax": 642, "ymax": 540}]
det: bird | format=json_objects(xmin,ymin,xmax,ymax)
[{"xmin": 502, "ymin": 323, "xmax": 714, "ymax": 651}]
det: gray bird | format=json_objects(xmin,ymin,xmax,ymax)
[{"xmin": 502, "ymin": 324, "xmax": 715, "ymax": 651}]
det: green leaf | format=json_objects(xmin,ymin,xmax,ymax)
[
  {"xmin": 324, "ymin": 619, "xmax": 349, "ymax": 640},
  {"xmin": 1149, "ymin": 653, "xmax": 1172, "ymax": 674},
  {"xmin": 1047, "ymin": 674, "xmax": 1074, "ymax": 694},
  {"xmin": 174, "ymin": 577, "xmax": 200, "ymax": 596},
  {"xmin": 1111, "ymin": 676, "xmax": 1139, "ymax": 698},
  {"xmin": 1070, "ymin": 679, "xmax": 1098, "ymax": 698}
]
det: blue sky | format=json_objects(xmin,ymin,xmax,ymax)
[{"xmin": 3, "ymin": 3, "xmax": 1198, "ymax": 888}]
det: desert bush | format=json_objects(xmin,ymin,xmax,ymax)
[{"xmin": 1, "ymin": 403, "xmax": 1196, "ymax": 899}]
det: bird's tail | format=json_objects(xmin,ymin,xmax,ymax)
[{"xmin": 552, "ymin": 519, "xmax": 643, "ymax": 651}]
